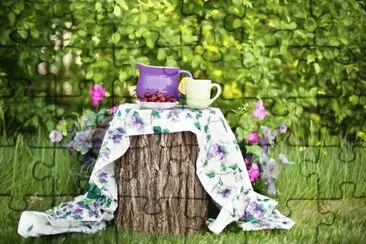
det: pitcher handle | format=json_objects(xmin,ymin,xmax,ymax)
[
  {"xmin": 179, "ymin": 69, "xmax": 193, "ymax": 78},
  {"xmin": 209, "ymin": 83, "xmax": 222, "ymax": 106}
]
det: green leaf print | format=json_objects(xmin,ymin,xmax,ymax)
[
  {"xmin": 151, "ymin": 110, "xmax": 161, "ymax": 119},
  {"xmin": 245, "ymin": 214, "xmax": 255, "ymax": 222},
  {"xmin": 153, "ymin": 126, "xmax": 169, "ymax": 134},
  {"xmin": 194, "ymin": 122, "xmax": 201, "ymax": 130},
  {"xmin": 220, "ymin": 118, "xmax": 229, "ymax": 132},
  {"xmin": 186, "ymin": 113, "xmax": 192, "ymax": 119},
  {"xmin": 204, "ymin": 124, "xmax": 209, "ymax": 133},
  {"xmin": 243, "ymin": 188, "xmax": 251, "ymax": 194},
  {"xmin": 27, "ymin": 225, "xmax": 33, "ymax": 232},
  {"xmin": 206, "ymin": 134, "xmax": 211, "ymax": 142},
  {"xmin": 206, "ymin": 171, "xmax": 215, "ymax": 178},
  {"xmin": 87, "ymin": 184, "xmax": 102, "ymax": 199},
  {"xmin": 228, "ymin": 164, "xmax": 238, "ymax": 171},
  {"xmin": 117, "ymin": 110, "xmax": 122, "ymax": 117},
  {"xmin": 220, "ymin": 163, "xmax": 227, "ymax": 171},
  {"xmin": 195, "ymin": 111, "xmax": 203, "ymax": 120}
]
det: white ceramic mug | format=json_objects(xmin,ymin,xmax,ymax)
[{"xmin": 184, "ymin": 78, "xmax": 222, "ymax": 109}]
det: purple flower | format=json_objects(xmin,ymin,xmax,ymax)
[
  {"xmin": 247, "ymin": 132, "xmax": 260, "ymax": 144},
  {"xmin": 268, "ymin": 183, "xmax": 276, "ymax": 195},
  {"xmin": 92, "ymin": 128, "xmax": 106, "ymax": 148},
  {"xmin": 210, "ymin": 143, "xmax": 225, "ymax": 160},
  {"xmin": 244, "ymin": 155, "xmax": 252, "ymax": 169},
  {"xmin": 268, "ymin": 159, "xmax": 279, "ymax": 179},
  {"xmin": 248, "ymin": 163, "xmax": 260, "ymax": 182},
  {"xmin": 72, "ymin": 130, "xmax": 93, "ymax": 155},
  {"xmin": 89, "ymin": 84, "xmax": 105, "ymax": 107},
  {"xmin": 277, "ymin": 122, "xmax": 287, "ymax": 134},
  {"xmin": 49, "ymin": 130, "xmax": 63, "ymax": 143},
  {"xmin": 279, "ymin": 153, "xmax": 291, "ymax": 164},
  {"xmin": 252, "ymin": 100, "xmax": 268, "ymax": 120},
  {"xmin": 260, "ymin": 126, "xmax": 277, "ymax": 145}
]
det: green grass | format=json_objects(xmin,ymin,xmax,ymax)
[{"xmin": 0, "ymin": 131, "xmax": 365, "ymax": 243}]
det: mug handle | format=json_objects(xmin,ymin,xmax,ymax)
[
  {"xmin": 209, "ymin": 83, "xmax": 222, "ymax": 106},
  {"xmin": 178, "ymin": 69, "xmax": 193, "ymax": 78}
]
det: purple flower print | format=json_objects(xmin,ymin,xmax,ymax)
[
  {"xmin": 92, "ymin": 201, "xmax": 100, "ymax": 209},
  {"xmin": 130, "ymin": 114, "xmax": 144, "ymax": 131},
  {"xmin": 210, "ymin": 143, "xmax": 226, "ymax": 160},
  {"xmin": 54, "ymin": 209, "xmax": 63, "ymax": 217},
  {"xmin": 167, "ymin": 110, "xmax": 180, "ymax": 121},
  {"xmin": 99, "ymin": 148, "xmax": 111, "ymax": 160},
  {"xmin": 247, "ymin": 201, "xmax": 265, "ymax": 219},
  {"xmin": 108, "ymin": 127, "xmax": 125, "ymax": 143},
  {"xmin": 72, "ymin": 207, "xmax": 83, "ymax": 215},
  {"xmin": 208, "ymin": 108, "xmax": 216, "ymax": 114},
  {"xmin": 240, "ymin": 211, "xmax": 250, "ymax": 221},
  {"xmin": 98, "ymin": 171, "xmax": 108, "ymax": 183},
  {"xmin": 218, "ymin": 187, "xmax": 232, "ymax": 198}
]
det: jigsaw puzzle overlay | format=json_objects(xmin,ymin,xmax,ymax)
[{"xmin": 1, "ymin": 0, "xmax": 365, "ymax": 242}]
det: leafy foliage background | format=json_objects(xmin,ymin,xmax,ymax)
[{"xmin": 0, "ymin": 0, "xmax": 365, "ymax": 141}]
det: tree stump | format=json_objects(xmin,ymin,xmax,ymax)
[{"xmin": 115, "ymin": 131, "xmax": 209, "ymax": 234}]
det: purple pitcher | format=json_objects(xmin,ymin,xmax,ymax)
[{"xmin": 133, "ymin": 63, "xmax": 192, "ymax": 100}]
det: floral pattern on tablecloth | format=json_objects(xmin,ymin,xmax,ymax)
[{"xmin": 18, "ymin": 104, "xmax": 294, "ymax": 237}]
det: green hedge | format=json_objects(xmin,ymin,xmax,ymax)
[{"xmin": 0, "ymin": 0, "xmax": 365, "ymax": 140}]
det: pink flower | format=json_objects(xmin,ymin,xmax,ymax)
[
  {"xmin": 248, "ymin": 163, "xmax": 260, "ymax": 182},
  {"xmin": 247, "ymin": 132, "xmax": 260, "ymax": 144},
  {"xmin": 110, "ymin": 106, "xmax": 119, "ymax": 114},
  {"xmin": 89, "ymin": 84, "xmax": 105, "ymax": 107},
  {"xmin": 252, "ymin": 100, "xmax": 268, "ymax": 120}
]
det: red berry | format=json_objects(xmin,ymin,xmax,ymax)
[
  {"xmin": 159, "ymin": 97, "xmax": 166, "ymax": 102},
  {"xmin": 145, "ymin": 92, "xmax": 151, "ymax": 97}
]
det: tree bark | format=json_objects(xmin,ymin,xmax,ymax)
[{"xmin": 115, "ymin": 131, "xmax": 209, "ymax": 234}]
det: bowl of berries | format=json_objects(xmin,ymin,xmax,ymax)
[{"xmin": 136, "ymin": 91, "xmax": 179, "ymax": 109}]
